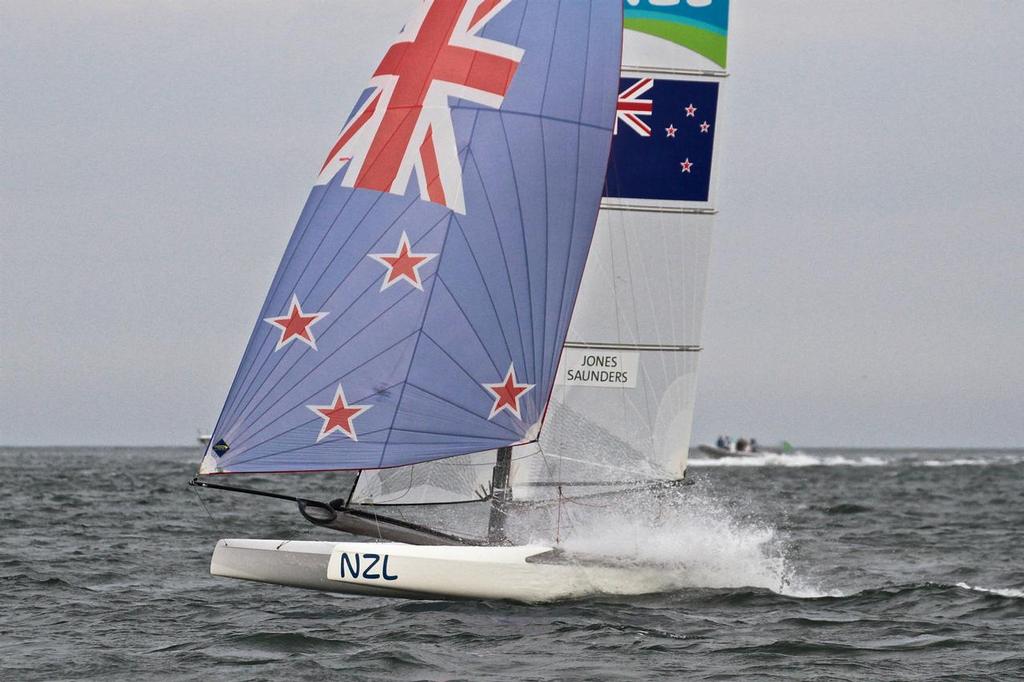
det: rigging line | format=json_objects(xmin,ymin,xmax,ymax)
[
  {"xmin": 555, "ymin": 484, "xmax": 563, "ymax": 545},
  {"xmin": 189, "ymin": 477, "xmax": 302, "ymax": 504},
  {"xmin": 221, "ymin": 197, "xmax": 445, "ymax": 431},
  {"xmin": 221, "ymin": 185, "xmax": 367, "ymax": 426},
  {"xmin": 190, "ymin": 476, "xmax": 467, "ymax": 543},
  {"xmin": 345, "ymin": 471, "xmax": 361, "ymax": 507},
  {"xmin": 189, "ymin": 480, "xmax": 224, "ymax": 534}
]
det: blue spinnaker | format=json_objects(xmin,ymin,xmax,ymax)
[{"xmin": 203, "ymin": 1, "xmax": 622, "ymax": 474}]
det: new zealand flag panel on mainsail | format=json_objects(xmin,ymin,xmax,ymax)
[{"xmin": 604, "ymin": 77, "xmax": 719, "ymax": 203}]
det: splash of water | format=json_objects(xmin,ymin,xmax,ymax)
[{"xmin": 530, "ymin": 487, "xmax": 831, "ymax": 598}]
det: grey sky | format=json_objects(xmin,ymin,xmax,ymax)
[{"xmin": 2, "ymin": 1, "xmax": 1021, "ymax": 448}]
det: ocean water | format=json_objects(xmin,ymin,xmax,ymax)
[{"xmin": 1, "ymin": 447, "xmax": 1022, "ymax": 680}]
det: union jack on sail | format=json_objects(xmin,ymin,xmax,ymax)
[{"xmin": 316, "ymin": 0, "xmax": 523, "ymax": 213}]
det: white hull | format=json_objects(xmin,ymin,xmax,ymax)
[{"xmin": 211, "ymin": 539, "xmax": 676, "ymax": 602}]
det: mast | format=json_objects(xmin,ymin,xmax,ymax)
[{"xmin": 487, "ymin": 446, "xmax": 513, "ymax": 544}]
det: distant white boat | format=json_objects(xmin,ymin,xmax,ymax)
[
  {"xmin": 698, "ymin": 440, "xmax": 795, "ymax": 459},
  {"xmin": 192, "ymin": 0, "xmax": 732, "ymax": 602},
  {"xmin": 197, "ymin": 434, "xmax": 211, "ymax": 448}
]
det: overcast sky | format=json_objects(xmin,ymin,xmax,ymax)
[{"xmin": 2, "ymin": 1, "xmax": 1021, "ymax": 448}]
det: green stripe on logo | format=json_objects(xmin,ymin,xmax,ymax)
[{"xmin": 624, "ymin": 18, "xmax": 728, "ymax": 68}]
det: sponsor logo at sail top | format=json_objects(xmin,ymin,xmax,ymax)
[{"xmin": 623, "ymin": 0, "xmax": 729, "ymax": 67}]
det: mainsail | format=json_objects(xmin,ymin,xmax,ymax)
[
  {"xmin": 511, "ymin": 0, "xmax": 730, "ymax": 500},
  {"xmin": 353, "ymin": 0, "xmax": 731, "ymax": 508},
  {"xmin": 200, "ymin": 1, "xmax": 624, "ymax": 475}
]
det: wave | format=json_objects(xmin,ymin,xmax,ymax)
[
  {"xmin": 689, "ymin": 452, "xmax": 887, "ymax": 468},
  {"xmin": 689, "ymin": 451, "xmax": 1024, "ymax": 468},
  {"xmin": 955, "ymin": 582, "xmax": 1024, "ymax": 599},
  {"xmin": 792, "ymin": 581, "xmax": 1024, "ymax": 603}
]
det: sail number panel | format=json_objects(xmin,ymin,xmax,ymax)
[
  {"xmin": 328, "ymin": 548, "xmax": 398, "ymax": 583},
  {"xmin": 557, "ymin": 348, "xmax": 639, "ymax": 388}
]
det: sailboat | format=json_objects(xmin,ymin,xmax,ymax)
[{"xmin": 192, "ymin": 0, "xmax": 730, "ymax": 602}]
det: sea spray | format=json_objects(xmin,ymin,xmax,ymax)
[{"xmin": 522, "ymin": 483, "xmax": 828, "ymax": 597}]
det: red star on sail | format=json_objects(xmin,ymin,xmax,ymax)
[
  {"xmin": 680, "ymin": 158, "xmax": 694, "ymax": 173},
  {"xmin": 665, "ymin": 124, "xmax": 677, "ymax": 138},
  {"xmin": 700, "ymin": 120, "xmax": 711, "ymax": 133},
  {"xmin": 685, "ymin": 103, "xmax": 697, "ymax": 117},
  {"xmin": 307, "ymin": 384, "xmax": 371, "ymax": 442},
  {"xmin": 370, "ymin": 231, "xmax": 437, "ymax": 291},
  {"xmin": 483, "ymin": 364, "xmax": 534, "ymax": 420},
  {"xmin": 264, "ymin": 294, "xmax": 328, "ymax": 351}
]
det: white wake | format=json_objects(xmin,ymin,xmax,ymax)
[
  {"xmin": 689, "ymin": 451, "xmax": 1023, "ymax": 468},
  {"xmin": 955, "ymin": 582, "xmax": 1024, "ymax": 599},
  {"xmin": 535, "ymin": 489, "xmax": 832, "ymax": 598}
]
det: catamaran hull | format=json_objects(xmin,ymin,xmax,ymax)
[{"xmin": 211, "ymin": 539, "xmax": 675, "ymax": 602}]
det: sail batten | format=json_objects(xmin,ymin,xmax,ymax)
[{"xmin": 203, "ymin": 1, "xmax": 624, "ymax": 475}]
